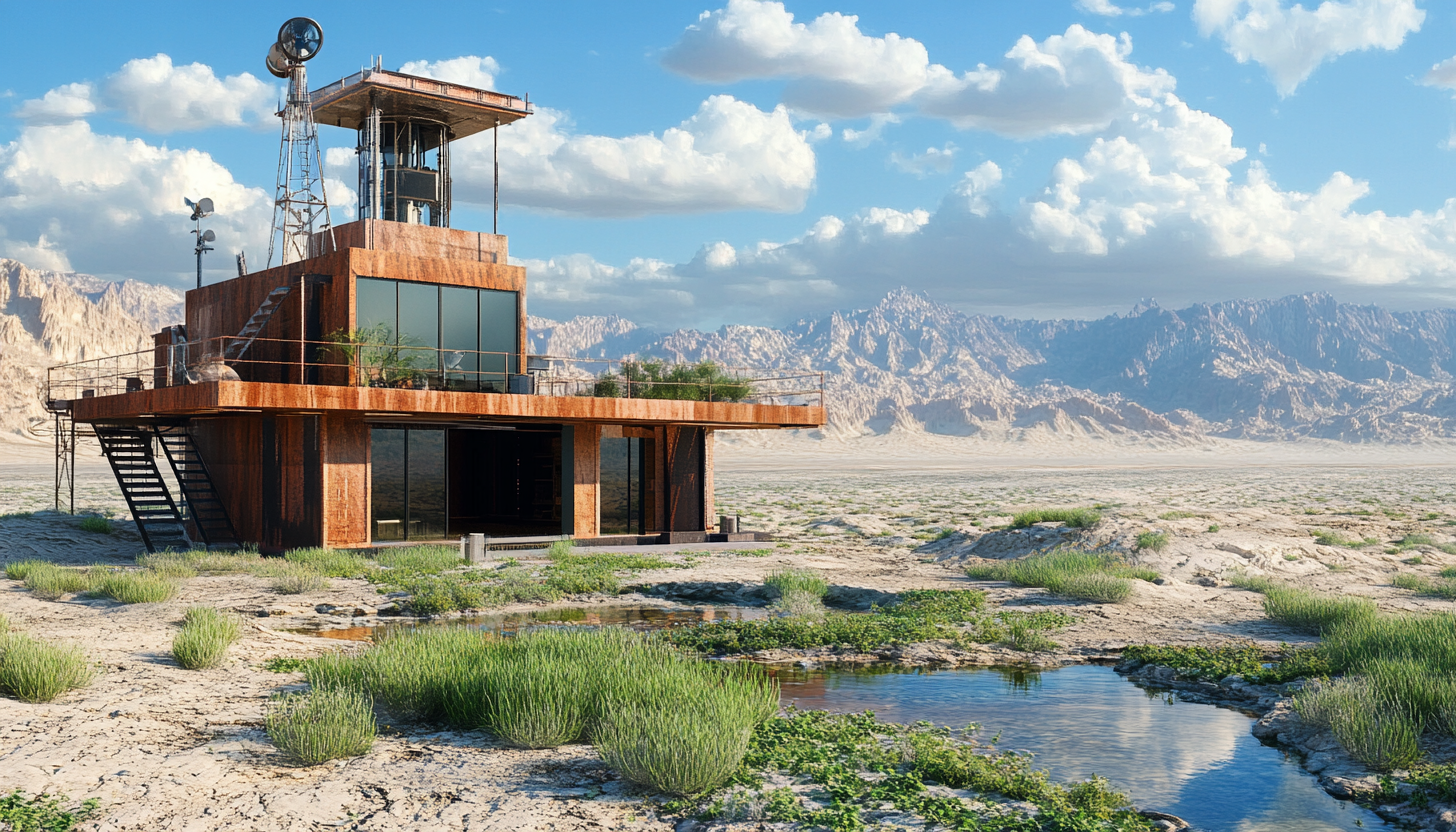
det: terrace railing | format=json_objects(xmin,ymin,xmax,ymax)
[{"xmin": 45, "ymin": 336, "xmax": 824, "ymax": 409}]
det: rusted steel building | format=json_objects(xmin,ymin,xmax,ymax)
[{"xmin": 45, "ymin": 65, "xmax": 825, "ymax": 553}]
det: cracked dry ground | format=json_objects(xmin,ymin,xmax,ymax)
[{"xmin": 5, "ymin": 460, "xmax": 1456, "ymax": 830}]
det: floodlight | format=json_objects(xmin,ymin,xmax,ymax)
[
  {"xmin": 265, "ymin": 43, "xmax": 291, "ymax": 78},
  {"xmin": 277, "ymin": 18, "xmax": 323, "ymax": 63}
]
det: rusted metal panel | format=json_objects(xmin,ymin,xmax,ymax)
[
  {"xmin": 665, "ymin": 425, "xmax": 705, "ymax": 532},
  {"xmin": 572, "ymin": 423, "xmax": 601, "ymax": 539},
  {"xmin": 321, "ymin": 414, "xmax": 370, "ymax": 547}
]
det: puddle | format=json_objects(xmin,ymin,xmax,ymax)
[
  {"xmin": 296, "ymin": 604, "xmax": 768, "ymax": 641},
  {"xmin": 773, "ymin": 664, "xmax": 1393, "ymax": 832}
]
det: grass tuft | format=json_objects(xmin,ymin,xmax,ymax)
[
  {"xmin": 0, "ymin": 633, "xmax": 96, "ymax": 703},
  {"xmin": 964, "ymin": 547, "xmax": 1153, "ymax": 603},
  {"xmin": 271, "ymin": 565, "xmax": 328, "ymax": 595},
  {"xmin": 265, "ymin": 687, "xmax": 377, "ymax": 765},
  {"xmin": 77, "ymin": 515, "xmax": 112, "ymax": 535},
  {"xmin": 764, "ymin": 568, "xmax": 829, "ymax": 600},
  {"xmin": 1010, "ymin": 507, "xmax": 1101, "ymax": 529},
  {"xmin": 1258, "ymin": 585, "xmax": 1377, "ymax": 635},
  {"xmin": 21, "ymin": 564, "xmax": 95, "ymax": 600},
  {"xmin": 0, "ymin": 790, "xmax": 100, "ymax": 832},
  {"xmin": 4, "ymin": 560, "xmax": 48, "ymax": 581},
  {"xmin": 283, "ymin": 548, "xmax": 373, "ymax": 579},
  {"xmin": 91, "ymin": 570, "xmax": 177, "ymax": 604},
  {"xmin": 172, "ymin": 606, "xmax": 243, "ymax": 670},
  {"xmin": 1135, "ymin": 531, "xmax": 1171, "ymax": 552}
]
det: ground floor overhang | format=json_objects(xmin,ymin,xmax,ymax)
[{"xmin": 67, "ymin": 381, "xmax": 825, "ymax": 430}]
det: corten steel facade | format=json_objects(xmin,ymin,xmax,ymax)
[
  {"xmin": 59, "ymin": 219, "xmax": 824, "ymax": 552},
  {"xmin": 49, "ymin": 67, "xmax": 825, "ymax": 553}
]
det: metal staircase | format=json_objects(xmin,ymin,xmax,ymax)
[
  {"xmin": 155, "ymin": 427, "xmax": 239, "ymax": 550},
  {"xmin": 223, "ymin": 285, "xmax": 293, "ymax": 360},
  {"xmin": 95, "ymin": 428, "xmax": 190, "ymax": 553}
]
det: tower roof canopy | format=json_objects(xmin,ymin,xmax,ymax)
[{"xmin": 311, "ymin": 68, "xmax": 531, "ymax": 140}]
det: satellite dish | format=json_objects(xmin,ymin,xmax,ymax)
[
  {"xmin": 201, "ymin": 229, "xmax": 217, "ymax": 243},
  {"xmin": 265, "ymin": 43, "xmax": 291, "ymax": 78},
  {"xmin": 196, "ymin": 198, "xmax": 215, "ymax": 216},
  {"xmin": 277, "ymin": 17, "xmax": 323, "ymax": 63}
]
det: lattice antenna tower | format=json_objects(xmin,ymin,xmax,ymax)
[{"xmin": 265, "ymin": 18, "xmax": 334, "ymax": 267}]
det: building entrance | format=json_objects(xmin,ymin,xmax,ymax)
[{"xmin": 370, "ymin": 425, "xmax": 562, "ymax": 542}]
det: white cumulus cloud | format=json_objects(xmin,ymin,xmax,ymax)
[
  {"xmin": 890, "ymin": 144, "xmax": 958, "ymax": 177},
  {"xmin": 448, "ymin": 94, "xmax": 816, "ymax": 217},
  {"xmin": 916, "ymin": 25, "xmax": 1175, "ymax": 137},
  {"xmin": 1193, "ymin": 0, "xmax": 1425, "ymax": 96},
  {"xmin": 1424, "ymin": 55, "xmax": 1456, "ymax": 92},
  {"xmin": 14, "ymin": 55, "xmax": 277, "ymax": 132},
  {"xmin": 1076, "ymin": 0, "xmax": 1175, "ymax": 16},
  {"xmin": 661, "ymin": 0, "xmax": 935, "ymax": 118},
  {"xmin": 398, "ymin": 56, "xmax": 501, "ymax": 91},
  {"xmin": 0, "ymin": 122, "xmax": 272, "ymax": 282}
]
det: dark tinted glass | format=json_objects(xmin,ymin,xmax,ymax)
[
  {"xmin": 355, "ymin": 277, "xmax": 396, "ymax": 336},
  {"xmin": 479, "ymin": 290, "xmax": 518, "ymax": 387},
  {"xmin": 440, "ymin": 286, "xmax": 479, "ymax": 391},
  {"xmin": 371, "ymin": 428, "xmax": 406, "ymax": 541},
  {"xmin": 408, "ymin": 429, "xmax": 447, "ymax": 539},
  {"xmin": 599, "ymin": 436, "xmax": 641, "ymax": 535},
  {"xmin": 397, "ymin": 282, "xmax": 440, "ymax": 385}
]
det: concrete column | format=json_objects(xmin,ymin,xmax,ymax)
[{"xmin": 572, "ymin": 423, "xmax": 601, "ymax": 539}]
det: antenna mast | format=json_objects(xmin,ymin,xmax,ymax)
[{"xmin": 266, "ymin": 18, "xmax": 334, "ymax": 267}]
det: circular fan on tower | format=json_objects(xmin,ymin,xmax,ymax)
[{"xmin": 277, "ymin": 17, "xmax": 323, "ymax": 63}]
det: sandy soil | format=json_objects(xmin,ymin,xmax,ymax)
[{"xmin": 5, "ymin": 435, "xmax": 1456, "ymax": 830}]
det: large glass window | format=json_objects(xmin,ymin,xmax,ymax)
[
  {"xmin": 371, "ymin": 428, "xmax": 406, "ymax": 541},
  {"xmin": 408, "ymin": 429, "xmax": 446, "ymax": 539},
  {"xmin": 354, "ymin": 278, "xmax": 518, "ymax": 391},
  {"xmin": 600, "ymin": 436, "xmax": 644, "ymax": 535},
  {"xmin": 441, "ymin": 286, "xmax": 479, "ymax": 391}
]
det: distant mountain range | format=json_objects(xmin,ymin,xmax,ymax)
[{"xmin": 5, "ymin": 255, "xmax": 1456, "ymax": 444}]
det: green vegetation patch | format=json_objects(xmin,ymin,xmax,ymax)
[
  {"xmin": 305, "ymin": 627, "xmax": 776, "ymax": 795},
  {"xmin": 1121, "ymin": 642, "xmax": 1329, "ymax": 686},
  {"xmin": 1391, "ymin": 573, "xmax": 1456, "ymax": 600},
  {"xmin": 172, "ymin": 606, "xmax": 243, "ymax": 670},
  {"xmin": 1311, "ymin": 530, "xmax": 1379, "ymax": 548},
  {"xmin": 20, "ymin": 564, "xmax": 95, "ymax": 600},
  {"xmin": 1010, "ymin": 507, "xmax": 1101, "ymax": 529},
  {"xmin": 266, "ymin": 687, "xmax": 377, "ymax": 766},
  {"xmin": 0, "ymin": 631, "xmax": 96, "ymax": 703},
  {"xmin": 964, "ymin": 548, "xmax": 1156, "ymax": 604},
  {"xmin": 263, "ymin": 656, "xmax": 311, "ymax": 673},
  {"xmin": 0, "ymin": 790, "xmax": 100, "ymax": 832},
  {"xmin": 671, "ymin": 710, "xmax": 1153, "ymax": 831},
  {"xmin": 1135, "ymin": 531, "xmax": 1171, "ymax": 552},
  {"xmin": 77, "ymin": 515, "xmax": 112, "ymax": 535},
  {"xmin": 89, "ymin": 569, "xmax": 177, "ymax": 604}
]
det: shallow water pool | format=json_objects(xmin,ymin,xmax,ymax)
[{"xmin": 773, "ymin": 663, "xmax": 1392, "ymax": 832}]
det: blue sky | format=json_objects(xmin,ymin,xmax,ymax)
[{"xmin": 4, "ymin": 0, "xmax": 1456, "ymax": 329}]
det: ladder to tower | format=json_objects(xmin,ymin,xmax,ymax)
[
  {"xmin": 223, "ymin": 285, "xmax": 293, "ymax": 361},
  {"xmin": 95, "ymin": 428, "xmax": 190, "ymax": 554},
  {"xmin": 155, "ymin": 427, "xmax": 239, "ymax": 550}
]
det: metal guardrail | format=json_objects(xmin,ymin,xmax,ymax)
[{"xmin": 44, "ymin": 336, "xmax": 824, "ymax": 409}]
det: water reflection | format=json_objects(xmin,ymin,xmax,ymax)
[{"xmin": 773, "ymin": 664, "xmax": 1391, "ymax": 832}]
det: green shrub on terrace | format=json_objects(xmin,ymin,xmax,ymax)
[
  {"xmin": 0, "ymin": 633, "xmax": 96, "ymax": 703},
  {"xmin": 1010, "ymin": 507, "xmax": 1101, "ymax": 529},
  {"xmin": 595, "ymin": 360, "xmax": 752, "ymax": 403}
]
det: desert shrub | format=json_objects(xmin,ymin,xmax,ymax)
[
  {"xmin": 91, "ymin": 570, "xmax": 177, "ymax": 604},
  {"xmin": 371, "ymin": 544, "xmax": 461, "ymax": 574},
  {"xmin": 1312, "ymin": 530, "xmax": 1377, "ymax": 548},
  {"xmin": 172, "ymin": 606, "xmax": 243, "ymax": 670},
  {"xmin": 1295, "ymin": 677, "xmax": 1423, "ymax": 770},
  {"xmin": 964, "ymin": 548, "xmax": 1151, "ymax": 603},
  {"xmin": 1135, "ymin": 531, "xmax": 1171, "ymax": 552},
  {"xmin": 1001, "ymin": 618, "xmax": 1059, "ymax": 652},
  {"xmin": 271, "ymin": 565, "xmax": 328, "ymax": 595},
  {"xmin": 77, "ymin": 515, "xmax": 112, "ymax": 535},
  {"xmin": 770, "ymin": 589, "xmax": 827, "ymax": 619},
  {"xmin": 1390, "ymin": 573, "xmax": 1456, "ymax": 600},
  {"xmin": 1010, "ymin": 508, "xmax": 1101, "ymax": 529},
  {"xmin": 597, "ymin": 700, "xmax": 756, "ymax": 797},
  {"xmin": 141, "ymin": 558, "xmax": 198, "ymax": 580},
  {"xmin": 1260, "ymin": 586, "xmax": 1376, "ymax": 635},
  {"xmin": 283, "ymin": 548, "xmax": 373, "ymax": 579},
  {"xmin": 0, "ymin": 634, "xmax": 96, "ymax": 703},
  {"xmin": 22, "ymin": 564, "xmax": 94, "ymax": 600},
  {"xmin": 305, "ymin": 627, "xmax": 777, "ymax": 794},
  {"xmin": 1158, "ymin": 510, "xmax": 1198, "ymax": 520},
  {"xmin": 764, "ymin": 568, "xmax": 829, "ymax": 600},
  {"xmin": 0, "ymin": 790, "xmax": 100, "ymax": 832},
  {"xmin": 4, "ymin": 560, "xmax": 47, "ymax": 581},
  {"xmin": 265, "ymin": 688, "xmax": 376, "ymax": 765}
]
